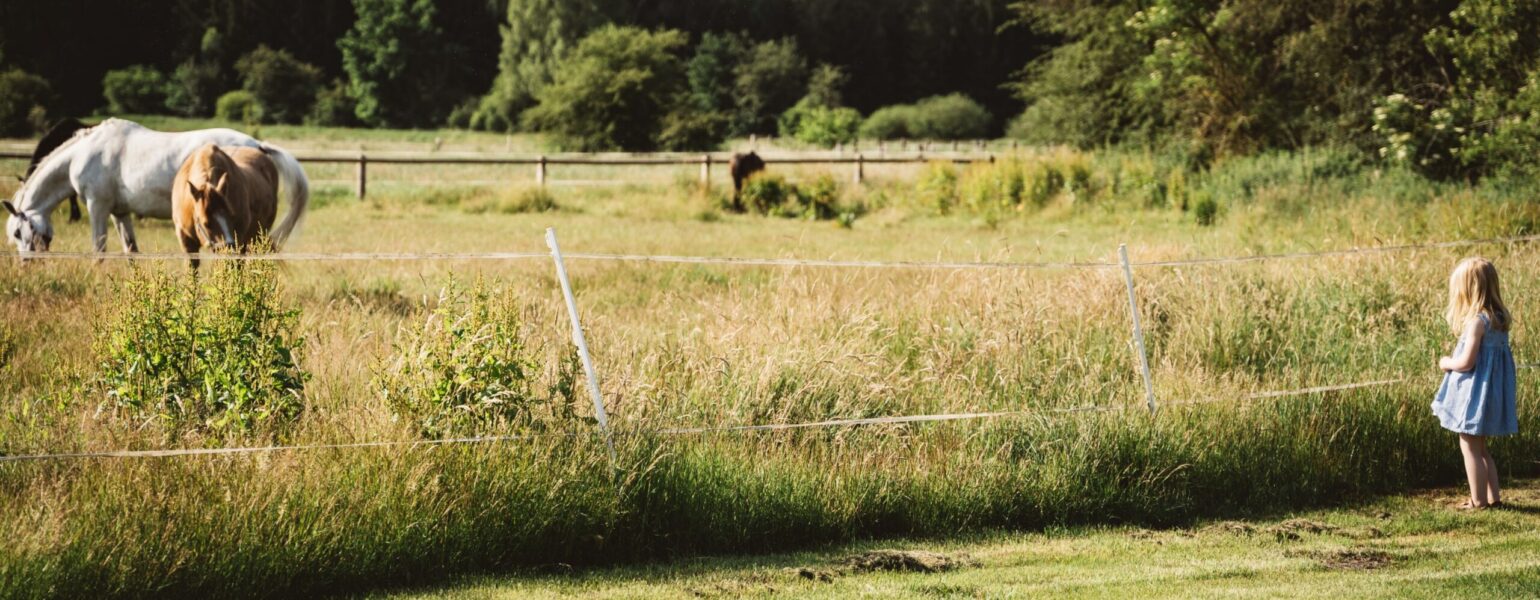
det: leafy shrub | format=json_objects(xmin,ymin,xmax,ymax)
[
  {"xmin": 739, "ymin": 173, "xmax": 793, "ymax": 215},
  {"xmin": 376, "ymin": 279, "xmax": 581, "ymax": 439},
  {"xmin": 1194, "ymin": 194, "xmax": 1219, "ymax": 226},
  {"xmin": 307, "ymin": 79, "xmax": 359, "ymax": 127},
  {"xmin": 235, "ymin": 45, "xmax": 323, "ymax": 124},
  {"xmin": 961, "ymin": 161, "xmax": 1025, "ymax": 212},
  {"xmin": 102, "ymin": 65, "xmax": 168, "ymax": 114},
  {"xmin": 779, "ymin": 99, "xmax": 860, "ymax": 147},
  {"xmin": 658, "ymin": 108, "xmax": 728, "ymax": 151},
  {"xmin": 96, "ymin": 263, "xmax": 307, "ymax": 441},
  {"xmin": 734, "ymin": 173, "xmax": 845, "ymax": 220},
  {"xmin": 165, "ymin": 59, "xmax": 224, "ymax": 117},
  {"xmin": 0, "ymin": 68, "xmax": 52, "ymax": 137},
  {"xmin": 215, "ymin": 90, "xmax": 260, "ymax": 123},
  {"xmin": 861, "ymin": 94, "xmax": 992, "ymax": 140},
  {"xmin": 918, "ymin": 162, "xmax": 960, "ymax": 214},
  {"xmin": 523, "ymin": 25, "xmax": 689, "ymax": 151},
  {"xmin": 860, "ymin": 105, "xmax": 914, "ymax": 139}
]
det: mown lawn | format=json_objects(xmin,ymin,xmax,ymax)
[{"xmin": 378, "ymin": 480, "xmax": 1540, "ymax": 599}]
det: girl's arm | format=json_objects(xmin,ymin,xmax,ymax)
[{"xmin": 1439, "ymin": 317, "xmax": 1487, "ymax": 372}]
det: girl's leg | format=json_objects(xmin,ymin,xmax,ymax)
[
  {"xmin": 1480, "ymin": 439, "xmax": 1501, "ymax": 505},
  {"xmin": 1458, "ymin": 434, "xmax": 1491, "ymax": 506}
]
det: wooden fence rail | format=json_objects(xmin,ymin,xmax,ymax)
[{"xmin": 0, "ymin": 150, "xmax": 996, "ymax": 199}]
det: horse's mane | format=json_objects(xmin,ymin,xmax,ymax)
[
  {"xmin": 15, "ymin": 121, "xmax": 100, "ymax": 214},
  {"xmin": 26, "ymin": 119, "xmax": 90, "ymax": 178}
]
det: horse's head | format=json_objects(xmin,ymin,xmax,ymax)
[
  {"xmin": 4, "ymin": 197, "xmax": 51, "ymax": 254},
  {"xmin": 185, "ymin": 160, "xmax": 236, "ymax": 252}
]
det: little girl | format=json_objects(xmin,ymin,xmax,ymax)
[{"xmin": 1433, "ymin": 257, "xmax": 1518, "ymax": 510}]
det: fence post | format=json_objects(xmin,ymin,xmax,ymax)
[
  {"xmin": 546, "ymin": 228, "xmax": 618, "ymax": 473},
  {"xmin": 853, "ymin": 154, "xmax": 864, "ymax": 185},
  {"xmin": 536, "ymin": 155, "xmax": 548, "ymax": 187},
  {"xmin": 355, "ymin": 153, "xmax": 368, "ymax": 200},
  {"xmin": 1118, "ymin": 244, "xmax": 1158, "ymax": 414},
  {"xmin": 699, "ymin": 154, "xmax": 711, "ymax": 190}
]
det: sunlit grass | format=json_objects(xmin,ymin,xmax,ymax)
[{"xmin": 1, "ymin": 144, "xmax": 1538, "ymax": 598}]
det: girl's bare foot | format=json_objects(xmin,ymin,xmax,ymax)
[{"xmin": 1455, "ymin": 499, "xmax": 1489, "ymax": 511}]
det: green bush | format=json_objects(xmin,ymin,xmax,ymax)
[
  {"xmin": 918, "ymin": 162, "xmax": 960, "ymax": 214},
  {"xmin": 165, "ymin": 59, "xmax": 223, "ymax": 117},
  {"xmin": 860, "ymin": 105, "xmax": 915, "ymax": 140},
  {"xmin": 376, "ymin": 279, "xmax": 580, "ymax": 439},
  {"xmin": 523, "ymin": 25, "xmax": 689, "ymax": 151},
  {"xmin": 101, "ymin": 65, "xmax": 168, "ymax": 114},
  {"xmin": 860, "ymin": 94, "xmax": 991, "ymax": 141},
  {"xmin": 737, "ymin": 173, "xmax": 845, "ymax": 219},
  {"xmin": 909, "ymin": 94, "xmax": 992, "ymax": 140},
  {"xmin": 339, "ymin": 0, "xmax": 465, "ymax": 128},
  {"xmin": 215, "ymin": 90, "xmax": 260, "ymax": 123},
  {"xmin": 235, "ymin": 45, "xmax": 323, "ymax": 124},
  {"xmin": 0, "ymin": 68, "xmax": 52, "ymax": 137},
  {"xmin": 738, "ymin": 173, "xmax": 793, "ymax": 215},
  {"xmin": 778, "ymin": 99, "xmax": 861, "ymax": 147},
  {"xmin": 96, "ymin": 263, "xmax": 307, "ymax": 441},
  {"xmin": 1194, "ymin": 194, "xmax": 1218, "ymax": 226},
  {"xmin": 307, "ymin": 79, "xmax": 359, "ymax": 127}
]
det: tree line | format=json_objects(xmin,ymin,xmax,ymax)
[{"xmin": 2, "ymin": 0, "xmax": 1537, "ymax": 177}]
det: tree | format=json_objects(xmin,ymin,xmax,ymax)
[
  {"xmin": 686, "ymin": 31, "xmax": 751, "ymax": 114},
  {"xmin": 522, "ymin": 25, "xmax": 689, "ymax": 151},
  {"xmin": 166, "ymin": 28, "xmax": 228, "ymax": 117},
  {"xmin": 338, "ymin": 0, "xmax": 466, "ymax": 128},
  {"xmin": 471, "ymin": 0, "xmax": 616, "ymax": 132},
  {"xmin": 731, "ymin": 38, "xmax": 808, "ymax": 136},
  {"xmin": 0, "ymin": 68, "xmax": 52, "ymax": 137},
  {"xmin": 102, "ymin": 65, "xmax": 170, "ymax": 115},
  {"xmin": 235, "ymin": 45, "xmax": 323, "ymax": 124}
]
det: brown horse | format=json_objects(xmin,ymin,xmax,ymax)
[
  {"xmin": 172, "ymin": 144, "xmax": 279, "ymax": 267},
  {"xmin": 728, "ymin": 151, "xmax": 766, "ymax": 211}
]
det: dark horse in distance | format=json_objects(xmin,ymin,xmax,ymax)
[{"xmin": 728, "ymin": 151, "xmax": 765, "ymax": 211}]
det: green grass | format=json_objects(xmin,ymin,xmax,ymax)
[
  {"xmin": 374, "ymin": 479, "xmax": 1540, "ymax": 599},
  {"xmin": 1, "ymin": 140, "xmax": 1539, "ymax": 598}
]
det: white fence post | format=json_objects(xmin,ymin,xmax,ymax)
[
  {"xmin": 1119, "ymin": 244, "xmax": 1158, "ymax": 414},
  {"xmin": 545, "ymin": 228, "xmax": 618, "ymax": 471}
]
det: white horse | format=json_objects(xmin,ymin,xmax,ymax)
[{"xmin": 5, "ymin": 118, "xmax": 308, "ymax": 255}]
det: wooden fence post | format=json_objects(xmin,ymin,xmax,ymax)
[
  {"xmin": 853, "ymin": 154, "xmax": 864, "ymax": 185},
  {"xmin": 699, "ymin": 154, "xmax": 711, "ymax": 190},
  {"xmin": 536, "ymin": 155, "xmax": 547, "ymax": 187},
  {"xmin": 355, "ymin": 153, "xmax": 367, "ymax": 200}
]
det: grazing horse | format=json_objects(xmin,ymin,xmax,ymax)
[
  {"xmin": 5, "ymin": 118, "xmax": 308, "ymax": 256},
  {"xmin": 728, "ymin": 151, "xmax": 766, "ymax": 211},
  {"xmin": 172, "ymin": 145, "xmax": 279, "ymax": 268},
  {"xmin": 24, "ymin": 118, "xmax": 89, "ymax": 223}
]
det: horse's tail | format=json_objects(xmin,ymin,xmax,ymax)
[{"xmin": 259, "ymin": 141, "xmax": 309, "ymax": 250}]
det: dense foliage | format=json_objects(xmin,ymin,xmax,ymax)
[
  {"xmin": 0, "ymin": 67, "xmax": 51, "ymax": 137},
  {"xmin": 96, "ymin": 263, "xmax": 307, "ymax": 442},
  {"xmin": 234, "ymin": 45, "xmax": 324, "ymax": 124},
  {"xmin": 522, "ymin": 25, "xmax": 689, "ymax": 151},
  {"xmin": 338, "ymin": 0, "xmax": 472, "ymax": 128},
  {"xmin": 101, "ymin": 65, "xmax": 169, "ymax": 115}
]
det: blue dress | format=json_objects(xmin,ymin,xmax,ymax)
[{"xmin": 1432, "ymin": 313, "xmax": 1519, "ymax": 436}]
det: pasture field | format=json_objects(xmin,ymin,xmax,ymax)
[{"xmin": 1, "ymin": 130, "xmax": 1539, "ymax": 598}]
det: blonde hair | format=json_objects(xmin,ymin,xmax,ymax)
[{"xmin": 1445, "ymin": 257, "xmax": 1511, "ymax": 335}]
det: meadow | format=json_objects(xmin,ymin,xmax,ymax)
[{"xmin": 1, "ymin": 123, "xmax": 1539, "ymax": 598}]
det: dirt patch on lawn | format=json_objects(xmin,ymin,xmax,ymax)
[
  {"xmin": 1321, "ymin": 549, "xmax": 1394, "ymax": 570},
  {"xmin": 843, "ymin": 550, "xmax": 975, "ymax": 574}
]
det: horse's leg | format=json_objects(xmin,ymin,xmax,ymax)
[
  {"xmin": 88, "ymin": 203, "xmax": 111, "ymax": 254},
  {"xmin": 111, "ymin": 214, "xmax": 139, "ymax": 253},
  {"xmin": 178, "ymin": 230, "xmax": 201, "ymax": 270}
]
